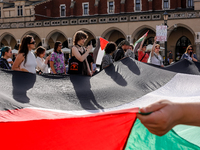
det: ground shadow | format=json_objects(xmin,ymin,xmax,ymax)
[
  {"xmin": 104, "ymin": 64, "xmax": 127, "ymax": 86},
  {"xmin": 12, "ymin": 71, "xmax": 36, "ymax": 103},
  {"xmin": 70, "ymin": 75, "xmax": 104, "ymax": 110}
]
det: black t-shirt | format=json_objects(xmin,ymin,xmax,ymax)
[
  {"xmin": 87, "ymin": 54, "xmax": 94, "ymax": 64},
  {"xmin": 169, "ymin": 53, "xmax": 173, "ymax": 59},
  {"xmin": 114, "ymin": 48, "xmax": 124, "ymax": 61},
  {"xmin": 0, "ymin": 58, "xmax": 11, "ymax": 69}
]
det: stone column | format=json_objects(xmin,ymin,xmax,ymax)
[
  {"xmin": 68, "ymin": 37, "xmax": 73, "ymax": 48},
  {"xmin": 195, "ymin": 42, "xmax": 200, "ymax": 60}
]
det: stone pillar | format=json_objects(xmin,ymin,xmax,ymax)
[
  {"xmin": 195, "ymin": 42, "xmax": 200, "ymax": 60},
  {"xmin": 127, "ymin": 35, "xmax": 131, "ymax": 43},
  {"xmin": 68, "ymin": 37, "xmax": 73, "ymax": 48},
  {"xmin": 42, "ymin": 38, "xmax": 48, "ymax": 49}
]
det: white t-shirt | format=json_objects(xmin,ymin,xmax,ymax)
[
  {"xmin": 20, "ymin": 51, "xmax": 37, "ymax": 74},
  {"xmin": 148, "ymin": 52, "xmax": 163, "ymax": 66},
  {"xmin": 36, "ymin": 57, "xmax": 49, "ymax": 73},
  {"xmin": 7, "ymin": 58, "xmax": 12, "ymax": 67}
]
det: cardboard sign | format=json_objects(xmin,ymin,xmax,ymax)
[{"xmin": 156, "ymin": 25, "xmax": 167, "ymax": 41}]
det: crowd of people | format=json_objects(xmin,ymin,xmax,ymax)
[
  {"xmin": 0, "ymin": 30, "xmax": 200, "ymax": 137},
  {"xmin": 0, "ymin": 30, "xmax": 198, "ymax": 75}
]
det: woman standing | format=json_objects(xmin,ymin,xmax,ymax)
[
  {"xmin": 68, "ymin": 30, "xmax": 93, "ymax": 76},
  {"xmin": 148, "ymin": 36, "xmax": 164, "ymax": 67},
  {"xmin": 50, "ymin": 41, "xmax": 66, "ymax": 74},
  {"xmin": 35, "ymin": 46, "xmax": 50, "ymax": 73},
  {"xmin": 12, "ymin": 35, "xmax": 37, "ymax": 73},
  {"xmin": 181, "ymin": 45, "xmax": 198, "ymax": 62},
  {"xmin": 101, "ymin": 42, "xmax": 116, "ymax": 69}
]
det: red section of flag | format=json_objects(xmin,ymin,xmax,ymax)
[
  {"xmin": 0, "ymin": 112, "xmax": 137, "ymax": 150},
  {"xmin": 100, "ymin": 37, "xmax": 109, "ymax": 51}
]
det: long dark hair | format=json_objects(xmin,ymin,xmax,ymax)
[
  {"xmin": 73, "ymin": 31, "xmax": 88, "ymax": 46},
  {"xmin": 19, "ymin": 35, "xmax": 33, "ymax": 65},
  {"xmin": 54, "ymin": 41, "xmax": 62, "ymax": 53}
]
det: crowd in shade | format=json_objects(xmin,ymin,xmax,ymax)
[
  {"xmin": 0, "ymin": 30, "xmax": 198, "ymax": 75},
  {"xmin": 0, "ymin": 30, "xmax": 200, "ymax": 137}
]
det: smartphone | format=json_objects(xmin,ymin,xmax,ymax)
[{"xmin": 190, "ymin": 51, "xmax": 192, "ymax": 57}]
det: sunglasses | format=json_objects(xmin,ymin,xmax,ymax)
[
  {"xmin": 188, "ymin": 49, "xmax": 193, "ymax": 50},
  {"xmin": 58, "ymin": 45, "xmax": 63, "ymax": 47},
  {"xmin": 29, "ymin": 41, "xmax": 36, "ymax": 44}
]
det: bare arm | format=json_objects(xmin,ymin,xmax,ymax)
[
  {"xmin": 151, "ymin": 36, "xmax": 157, "ymax": 57},
  {"xmin": 72, "ymin": 45, "xmax": 91, "ymax": 62},
  {"xmin": 50, "ymin": 61, "xmax": 57, "ymax": 74},
  {"xmin": 138, "ymin": 34, "xmax": 147, "ymax": 52},
  {"xmin": 137, "ymin": 100, "xmax": 200, "ymax": 136},
  {"xmin": 12, "ymin": 53, "xmax": 28, "ymax": 72}
]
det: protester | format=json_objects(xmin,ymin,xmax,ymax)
[
  {"xmin": 68, "ymin": 30, "xmax": 93, "ymax": 76},
  {"xmin": 0, "ymin": 46, "xmax": 12, "ymax": 69},
  {"xmin": 147, "ymin": 37, "xmax": 164, "ymax": 67},
  {"xmin": 50, "ymin": 41, "xmax": 66, "ymax": 74},
  {"xmin": 181, "ymin": 45, "xmax": 198, "ymax": 62},
  {"xmin": 137, "ymin": 100, "xmax": 200, "ymax": 136},
  {"xmin": 114, "ymin": 40, "xmax": 130, "ymax": 61},
  {"xmin": 35, "ymin": 46, "xmax": 50, "ymax": 74},
  {"xmin": 168, "ymin": 51, "xmax": 173, "ymax": 64},
  {"xmin": 101, "ymin": 42, "xmax": 117, "ymax": 69},
  {"xmin": 125, "ymin": 44, "xmax": 135, "ymax": 59},
  {"xmin": 12, "ymin": 35, "xmax": 37, "ymax": 73}
]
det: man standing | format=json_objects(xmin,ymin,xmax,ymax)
[
  {"xmin": 114, "ymin": 40, "xmax": 130, "ymax": 61},
  {"xmin": 0, "ymin": 46, "xmax": 12, "ymax": 69}
]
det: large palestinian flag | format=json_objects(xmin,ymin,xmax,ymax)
[{"xmin": 0, "ymin": 58, "xmax": 200, "ymax": 149}]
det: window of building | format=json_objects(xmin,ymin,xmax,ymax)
[
  {"xmin": 82, "ymin": 2, "xmax": 89, "ymax": 16},
  {"xmin": 135, "ymin": 0, "xmax": 141, "ymax": 11},
  {"xmin": 108, "ymin": 1, "xmax": 114, "ymax": 14},
  {"xmin": 60, "ymin": 4, "xmax": 66, "ymax": 17},
  {"xmin": 17, "ymin": 5, "xmax": 23, "ymax": 16},
  {"xmin": 187, "ymin": 0, "xmax": 194, "ymax": 7},
  {"xmin": 163, "ymin": 0, "xmax": 169, "ymax": 9}
]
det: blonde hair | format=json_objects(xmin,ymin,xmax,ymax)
[
  {"xmin": 185, "ymin": 45, "xmax": 193, "ymax": 54},
  {"xmin": 155, "ymin": 44, "xmax": 160, "ymax": 49}
]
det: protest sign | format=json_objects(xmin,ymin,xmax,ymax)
[{"xmin": 156, "ymin": 25, "xmax": 167, "ymax": 41}]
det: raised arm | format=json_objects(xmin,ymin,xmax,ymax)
[
  {"xmin": 138, "ymin": 34, "xmax": 147, "ymax": 52},
  {"xmin": 151, "ymin": 36, "xmax": 157, "ymax": 57}
]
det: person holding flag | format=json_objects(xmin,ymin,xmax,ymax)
[{"xmin": 138, "ymin": 38, "xmax": 149, "ymax": 63}]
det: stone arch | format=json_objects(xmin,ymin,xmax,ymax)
[
  {"xmin": 101, "ymin": 27, "xmax": 126, "ymax": 44},
  {"xmin": 131, "ymin": 25, "xmax": 156, "ymax": 43},
  {"xmin": 167, "ymin": 24, "xmax": 195, "ymax": 61},
  {"xmin": 0, "ymin": 32, "xmax": 17, "ymax": 49},
  {"xmin": 46, "ymin": 29, "xmax": 68, "ymax": 49}
]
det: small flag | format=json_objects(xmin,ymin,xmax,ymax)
[
  {"xmin": 93, "ymin": 37, "xmax": 109, "ymax": 65},
  {"xmin": 133, "ymin": 31, "xmax": 149, "ymax": 53}
]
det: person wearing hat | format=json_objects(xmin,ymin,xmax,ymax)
[
  {"xmin": 0, "ymin": 46, "xmax": 12, "ymax": 69},
  {"xmin": 114, "ymin": 40, "xmax": 130, "ymax": 61}
]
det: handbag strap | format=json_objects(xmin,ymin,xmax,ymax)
[{"xmin": 140, "ymin": 52, "xmax": 146, "ymax": 61}]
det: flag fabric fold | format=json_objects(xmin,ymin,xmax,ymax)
[{"xmin": 0, "ymin": 58, "xmax": 200, "ymax": 149}]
